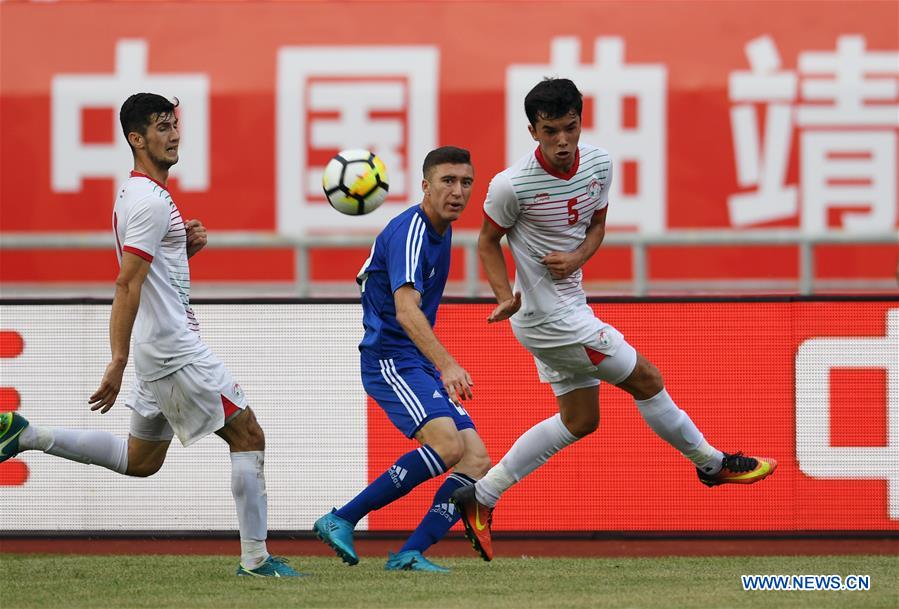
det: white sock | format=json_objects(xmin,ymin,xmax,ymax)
[
  {"xmin": 19, "ymin": 425, "xmax": 128, "ymax": 474},
  {"xmin": 634, "ymin": 389, "xmax": 723, "ymax": 474},
  {"xmin": 231, "ymin": 451, "xmax": 269, "ymax": 569},
  {"xmin": 476, "ymin": 413, "xmax": 578, "ymax": 507}
]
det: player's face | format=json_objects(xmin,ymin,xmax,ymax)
[
  {"xmin": 528, "ymin": 110, "xmax": 581, "ymax": 173},
  {"xmin": 141, "ymin": 112, "xmax": 180, "ymax": 169},
  {"xmin": 422, "ymin": 163, "xmax": 474, "ymax": 228}
]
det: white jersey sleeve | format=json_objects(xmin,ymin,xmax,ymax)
[
  {"xmin": 483, "ymin": 172, "xmax": 519, "ymax": 230},
  {"xmin": 122, "ymin": 196, "xmax": 171, "ymax": 261}
]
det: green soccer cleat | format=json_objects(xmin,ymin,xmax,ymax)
[
  {"xmin": 313, "ymin": 508, "xmax": 359, "ymax": 565},
  {"xmin": 0, "ymin": 412, "xmax": 29, "ymax": 464},
  {"xmin": 236, "ymin": 555, "xmax": 304, "ymax": 577},
  {"xmin": 385, "ymin": 550, "xmax": 450, "ymax": 573}
]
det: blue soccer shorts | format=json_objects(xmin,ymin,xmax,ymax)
[{"xmin": 361, "ymin": 356, "xmax": 475, "ymax": 438}]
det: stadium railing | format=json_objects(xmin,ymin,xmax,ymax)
[{"xmin": 2, "ymin": 230, "xmax": 896, "ymax": 296}]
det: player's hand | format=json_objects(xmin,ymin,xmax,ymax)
[
  {"xmin": 88, "ymin": 360, "xmax": 127, "ymax": 414},
  {"xmin": 440, "ymin": 361, "xmax": 474, "ymax": 403},
  {"xmin": 185, "ymin": 219, "xmax": 208, "ymax": 257},
  {"xmin": 542, "ymin": 251, "xmax": 582, "ymax": 279},
  {"xmin": 488, "ymin": 292, "xmax": 521, "ymax": 324}
]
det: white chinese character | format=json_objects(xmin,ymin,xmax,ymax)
[
  {"xmin": 507, "ymin": 37, "xmax": 667, "ymax": 233},
  {"xmin": 276, "ymin": 46, "xmax": 438, "ymax": 234},
  {"xmin": 51, "ymin": 39, "xmax": 209, "ymax": 192},
  {"xmin": 727, "ymin": 36, "xmax": 798, "ymax": 226},
  {"xmin": 796, "ymin": 35, "xmax": 898, "ymax": 232},
  {"xmin": 728, "ymin": 35, "xmax": 898, "ymax": 233},
  {"xmin": 796, "ymin": 309, "xmax": 899, "ymax": 519},
  {"xmin": 801, "ymin": 131, "xmax": 896, "ymax": 232},
  {"xmin": 797, "ymin": 35, "xmax": 899, "ymax": 127}
]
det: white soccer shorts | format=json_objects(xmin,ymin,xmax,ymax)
[
  {"xmin": 512, "ymin": 303, "xmax": 638, "ymax": 396},
  {"xmin": 126, "ymin": 351, "xmax": 248, "ymax": 446}
]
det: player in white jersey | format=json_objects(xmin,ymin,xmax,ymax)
[
  {"xmin": 451, "ymin": 79, "xmax": 777, "ymax": 561},
  {"xmin": 0, "ymin": 93, "xmax": 300, "ymax": 577}
]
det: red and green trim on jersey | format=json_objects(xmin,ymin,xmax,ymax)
[
  {"xmin": 113, "ymin": 211, "xmax": 154, "ymax": 263},
  {"xmin": 535, "ymin": 146, "xmax": 580, "ymax": 181}
]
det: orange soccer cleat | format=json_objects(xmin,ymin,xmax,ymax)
[
  {"xmin": 698, "ymin": 452, "xmax": 777, "ymax": 487},
  {"xmin": 450, "ymin": 484, "xmax": 494, "ymax": 561}
]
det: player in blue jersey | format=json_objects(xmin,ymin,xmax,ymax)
[{"xmin": 313, "ymin": 146, "xmax": 490, "ymax": 572}]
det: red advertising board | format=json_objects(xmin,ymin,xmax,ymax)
[
  {"xmin": 367, "ymin": 300, "xmax": 899, "ymax": 531},
  {"xmin": 1, "ymin": 1, "xmax": 896, "ymax": 285}
]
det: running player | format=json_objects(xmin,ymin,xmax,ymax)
[
  {"xmin": 451, "ymin": 78, "xmax": 777, "ymax": 561},
  {"xmin": 0, "ymin": 93, "xmax": 300, "ymax": 577},
  {"xmin": 313, "ymin": 146, "xmax": 491, "ymax": 572}
]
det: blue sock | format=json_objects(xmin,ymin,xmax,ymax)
[
  {"xmin": 335, "ymin": 445, "xmax": 446, "ymax": 526},
  {"xmin": 399, "ymin": 472, "xmax": 476, "ymax": 554}
]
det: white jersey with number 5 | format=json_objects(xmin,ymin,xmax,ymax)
[
  {"xmin": 483, "ymin": 144, "xmax": 612, "ymax": 327},
  {"xmin": 113, "ymin": 171, "xmax": 210, "ymax": 381}
]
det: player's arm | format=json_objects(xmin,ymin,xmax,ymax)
[
  {"xmin": 185, "ymin": 219, "xmax": 208, "ymax": 258},
  {"xmin": 89, "ymin": 252, "xmax": 150, "ymax": 413},
  {"xmin": 394, "ymin": 285, "xmax": 473, "ymax": 402},
  {"xmin": 543, "ymin": 205, "xmax": 608, "ymax": 280},
  {"xmin": 479, "ymin": 218, "xmax": 521, "ymax": 323}
]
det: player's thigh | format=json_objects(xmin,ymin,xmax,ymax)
[
  {"xmin": 216, "ymin": 407, "xmax": 265, "ymax": 452},
  {"xmin": 415, "ymin": 416, "xmax": 465, "ymax": 465},
  {"xmin": 362, "ymin": 357, "xmax": 473, "ymax": 440},
  {"xmin": 126, "ymin": 408, "xmax": 173, "ymax": 477},
  {"xmin": 614, "ymin": 352, "xmax": 664, "ymax": 400}
]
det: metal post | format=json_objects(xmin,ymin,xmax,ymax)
[
  {"xmin": 799, "ymin": 240, "xmax": 814, "ymax": 295},
  {"xmin": 464, "ymin": 240, "xmax": 480, "ymax": 297},
  {"xmin": 295, "ymin": 245, "xmax": 309, "ymax": 297},
  {"xmin": 632, "ymin": 243, "xmax": 647, "ymax": 296}
]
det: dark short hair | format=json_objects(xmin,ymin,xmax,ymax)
[
  {"xmin": 119, "ymin": 93, "xmax": 178, "ymax": 148},
  {"xmin": 524, "ymin": 78, "xmax": 583, "ymax": 126},
  {"xmin": 422, "ymin": 146, "xmax": 471, "ymax": 179}
]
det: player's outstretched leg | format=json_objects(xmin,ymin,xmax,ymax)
[
  {"xmin": 450, "ymin": 484, "xmax": 494, "ymax": 561},
  {"xmin": 313, "ymin": 509, "xmax": 359, "ymax": 565},
  {"xmin": 385, "ymin": 550, "xmax": 450, "ymax": 573},
  {"xmin": 236, "ymin": 556, "xmax": 304, "ymax": 577},
  {"xmin": 0, "ymin": 412, "xmax": 29, "ymax": 463},
  {"xmin": 697, "ymin": 452, "xmax": 777, "ymax": 487}
]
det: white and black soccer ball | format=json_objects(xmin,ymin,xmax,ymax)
[{"xmin": 322, "ymin": 149, "xmax": 390, "ymax": 215}]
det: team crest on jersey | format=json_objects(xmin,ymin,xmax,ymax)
[
  {"xmin": 588, "ymin": 179, "xmax": 601, "ymax": 198},
  {"xmin": 533, "ymin": 192, "xmax": 550, "ymax": 204}
]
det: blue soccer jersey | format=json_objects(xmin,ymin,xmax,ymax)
[
  {"xmin": 356, "ymin": 204, "xmax": 474, "ymax": 438},
  {"xmin": 357, "ymin": 205, "xmax": 451, "ymax": 362}
]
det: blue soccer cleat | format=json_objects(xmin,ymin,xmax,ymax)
[
  {"xmin": 313, "ymin": 508, "xmax": 359, "ymax": 565},
  {"xmin": 385, "ymin": 550, "xmax": 449, "ymax": 573},
  {"xmin": 236, "ymin": 555, "xmax": 304, "ymax": 577},
  {"xmin": 0, "ymin": 412, "xmax": 29, "ymax": 464}
]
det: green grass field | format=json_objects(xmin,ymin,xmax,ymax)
[{"xmin": 2, "ymin": 554, "xmax": 896, "ymax": 609}]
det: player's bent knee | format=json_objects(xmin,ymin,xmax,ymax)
[
  {"xmin": 126, "ymin": 458, "xmax": 164, "ymax": 478},
  {"xmin": 562, "ymin": 411, "xmax": 599, "ymax": 438},
  {"xmin": 430, "ymin": 435, "xmax": 465, "ymax": 469},
  {"xmin": 460, "ymin": 452, "xmax": 491, "ymax": 479}
]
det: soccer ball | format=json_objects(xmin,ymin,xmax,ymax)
[{"xmin": 322, "ymin": 149, "xmax": 390, "ymax": 215}]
